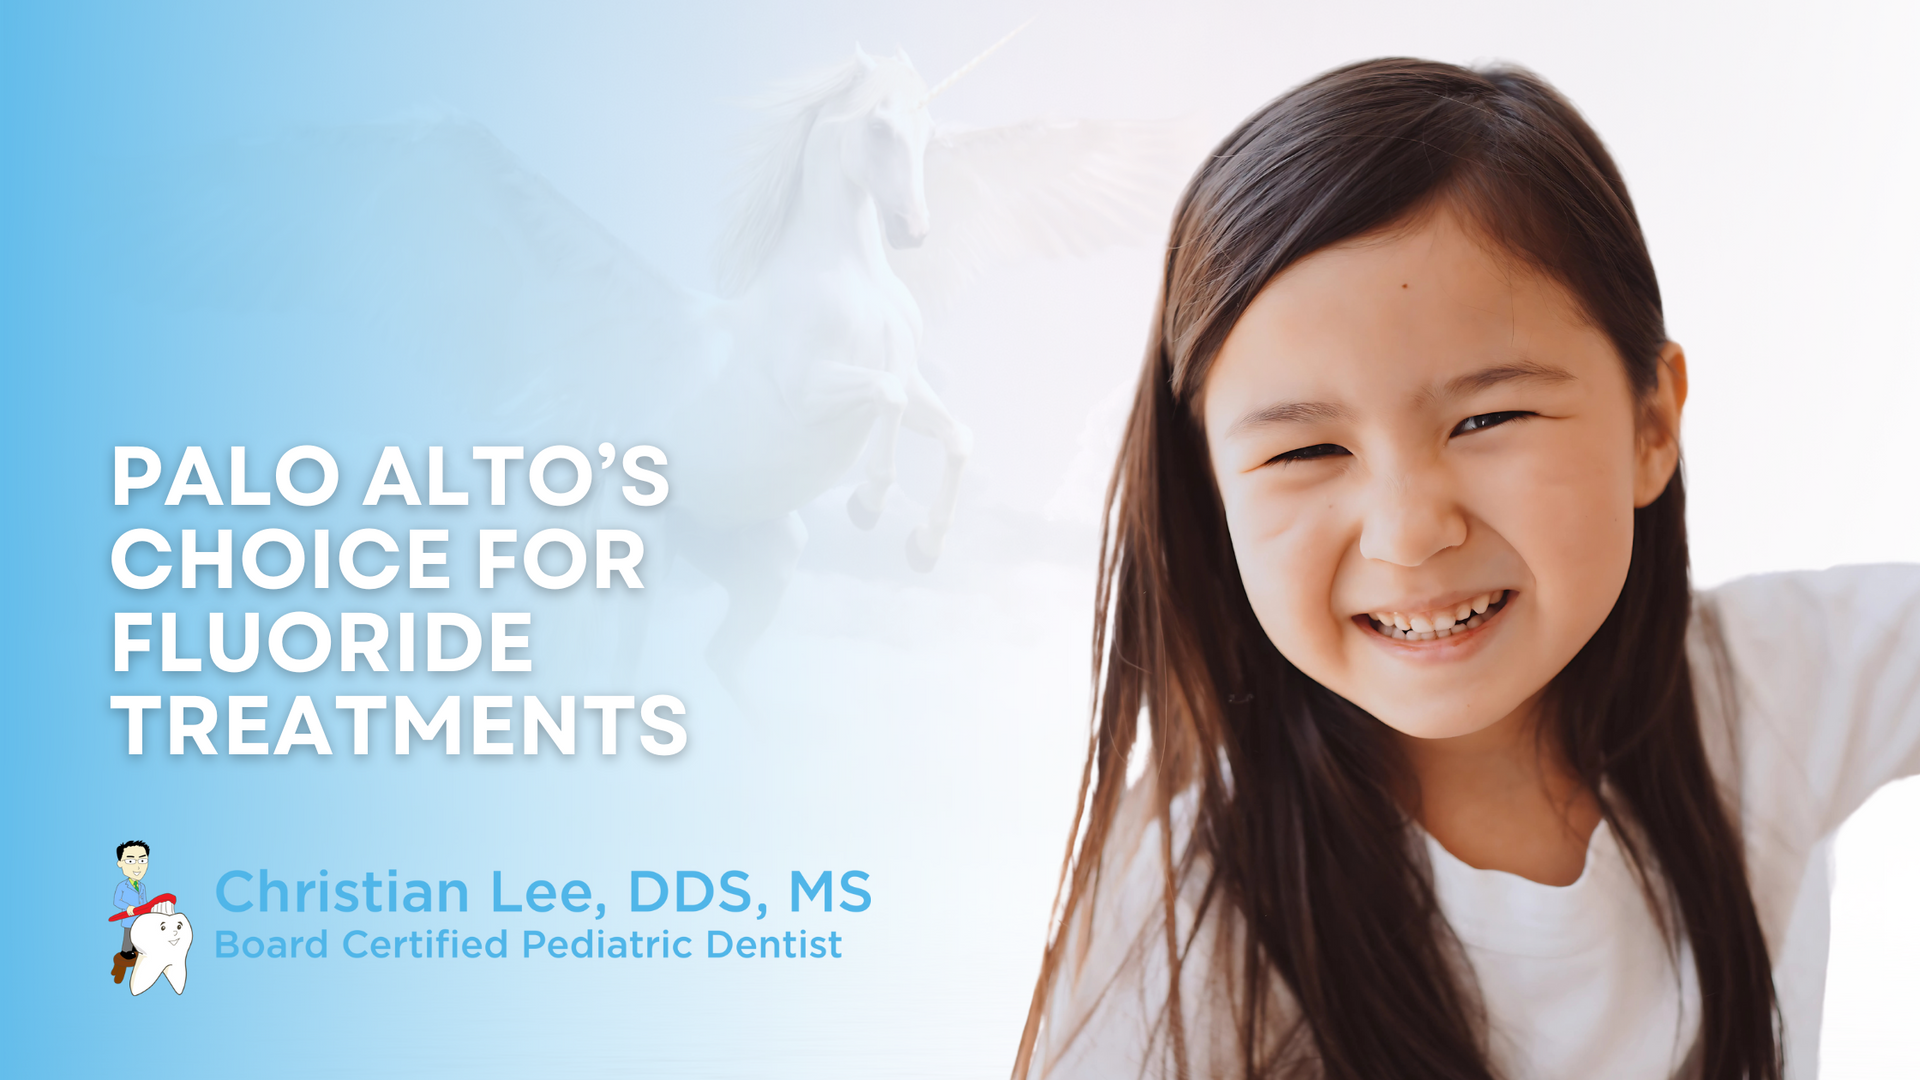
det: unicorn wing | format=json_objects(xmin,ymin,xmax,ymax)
[
  {"xmin": 885, "ymin": 118, "xmax": 1193, "ymax": 315},
  {"xmin": 151, "ymin": 110, "xmax": 723, "ymax": 442}
]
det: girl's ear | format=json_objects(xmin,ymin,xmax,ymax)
[{"xmin": 1633, "ymin": 342, "xmax": 1688, "ymax": 507}]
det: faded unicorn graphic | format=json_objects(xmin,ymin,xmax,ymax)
[{"xmin": 162, "ymin": 25, "xmax": 1181, "ymax": 684}]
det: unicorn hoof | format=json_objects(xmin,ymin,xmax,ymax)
[
  {"xmin": 846, "ymin": 487, "xmax": 883, "ymax": 531},
  {"xmin": 905, "ymin": 527, "xmax": 943, "ymax": 572}
]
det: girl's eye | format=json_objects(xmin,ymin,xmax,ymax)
[
  {"xmin": 1451, "ymin": 410, "xmax": 1533, "ymax": 436},
  {"xmin": 1269, "ymin": 443, "xmax": 1350, "ymax": 465}
]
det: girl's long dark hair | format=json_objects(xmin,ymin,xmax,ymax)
[{"xmin": 1017, "ymin": 59, "xmax": 1779, "ymax": 1080}]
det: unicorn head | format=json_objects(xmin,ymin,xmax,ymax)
[
  {"xmin": 718, "ymin": 27, "xmax": 1029, "ymax": 292},
  {"xmin": 836, "ymin": 45, "xmax": 935, "ymax": 249}
]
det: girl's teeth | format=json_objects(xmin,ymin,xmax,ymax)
[{"xmin": 1369, "ymin": 590, "xmax": 1507, "ymax": 641}]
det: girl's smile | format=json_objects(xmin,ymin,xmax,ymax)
[{"xmin": 1354, "ymin": 587, "xmax": 1512, "ymax": 646}]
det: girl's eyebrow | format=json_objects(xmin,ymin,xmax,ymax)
[
  {"xmin": 1227, "ymin": 399, "xmax": 1351, "ymax": 435},
  {"xmin": 1433, "ymin": 360, "xmax": 1576, "ymax": 400},
  {"xmin": 1227, "ymin": 362, "xmax": 1576, "ymax": 436}
]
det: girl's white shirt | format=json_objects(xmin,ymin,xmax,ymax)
[{"xmin": 1036, "ymin": 565, "xmax": 1920, "ymax": 1080}]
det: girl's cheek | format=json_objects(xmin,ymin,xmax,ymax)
[
  {"xmin": 1466, "ymin": 422, "xmax": 1637, "ymax": 631},
  {"xmin": 1224, "ymin": 480, "xmax": 1352, "ymax": 655}
]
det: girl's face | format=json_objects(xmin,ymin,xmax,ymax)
[{"xmin": 1201, "ymin": 205, "xmax": 1684, "ymax": 741}]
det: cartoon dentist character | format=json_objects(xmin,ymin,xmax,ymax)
[
  {"xmin": 110, "ymin": 840, "xmax": 151, "ymax": 983},
  {"xmin": 108, "ymin": 840, "xmax": 192, "ymax": 994}
]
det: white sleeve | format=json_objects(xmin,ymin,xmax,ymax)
[
  {"xmin": 1033, "ymin": 783, "xmax": 1248, "ymax": 1080},
  {"xmin": 1700, "ymin": 564, "xmax": 1920, "ymax": 838},
  {"xmin": 1034, "ymin": 781, "xmax": 1172, "ymax": 1080}
]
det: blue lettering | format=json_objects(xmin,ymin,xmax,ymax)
[
  {"xmin": 839, "ymin": 871, "xmax": 871, "ymax": 912},
  {"xmin": 676, "ymin": 871, "xmax": 712, "ymax": 912},
  {"xmin": 217, "ymin": 870, "xmax": 254, "ymax": 912},
  {"xmin": 631, "ymin": 871, "xmax": 666, "ymax": 912},
  {"xmin": 492, "ymin": 870, "xmax": 522, "ymax": 912},
  {"xmin": 259, "ymin": 870, "xmax": 287, "ymax": 912},
  {"xmin": 792, "ymin": 870, "xmax": 832, "ymax": 912},
  {"xmin": 719, "ymin": 871, "xmax": 750, "ymax": 913}
]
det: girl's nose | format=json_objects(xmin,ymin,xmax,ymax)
[{"xmin": 1358, "ymin": 476, "xmax": 1468, "ymax": 567}]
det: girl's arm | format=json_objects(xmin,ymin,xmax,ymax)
[{"xmin": 1700, "ymin": 564, "xmax": 1920, "ymax": 837}]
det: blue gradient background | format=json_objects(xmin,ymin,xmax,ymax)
[{"xmin": 2, "ymin": 5, "xmax": 1103, "ymax": 1075}]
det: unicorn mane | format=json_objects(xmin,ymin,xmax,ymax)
[{"xmin": 715, "ymin": 50, "xmax": 926, "ymax": 296}]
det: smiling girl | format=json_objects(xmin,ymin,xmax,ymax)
[{"xmin": 1016, "ymin": 59, "xmax": 1919, "ymax": 1080}]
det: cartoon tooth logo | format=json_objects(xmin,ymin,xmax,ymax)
[{"xmin": 128, "ymin": 902, "xmax": 191, "ymax": 995}]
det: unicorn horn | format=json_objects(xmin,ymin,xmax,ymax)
[{"xmin": 918, "ymin": 18, "xmax": 1035, "ymax": 108}]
